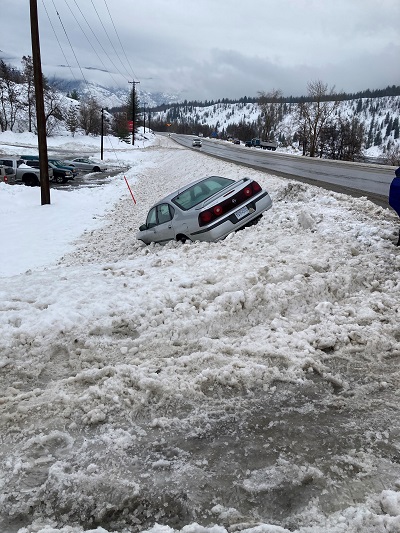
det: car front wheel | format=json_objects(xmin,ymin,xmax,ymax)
[
  {"xmin": 93, "ymin": 166, "xmax": 100, "ymax": 172},
  {"xmin": 54, "ymin": 175, "xmax": 64, "ymax": 184}
]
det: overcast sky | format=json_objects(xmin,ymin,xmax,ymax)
[{"xmin": 1, "ymin": 0, "xmax": 399, "ymax": 101}]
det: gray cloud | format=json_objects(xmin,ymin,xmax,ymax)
[{"xmin": 2, "ymin": 0, "xmax": 399, "ymax": 100}]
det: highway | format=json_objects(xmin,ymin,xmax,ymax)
[{"xmin": 167, "ymin": 134, "xmax": 396, "ymax": 208}]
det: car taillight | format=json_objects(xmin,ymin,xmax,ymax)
[
  {"xmin": 243, "ymin": 186, "xmax": 253, "ymax": 197},
  {"xmin": 199, "ymin": 211, "xmax": 213, "ymax": 224},
  {"xmin": 213, "ymin": 205, "xmax": 223, "ymax": 215},
  {"xmin": 252, "ymin": 180, "xmax": 261, "ymax": 192}
]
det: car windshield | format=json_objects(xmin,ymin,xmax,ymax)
[
  {"xmin": 51, "ymin": 160, "xmax": 65, "ymax": 167},
  {"xmin": 172, "ymin": 176, "xmax": 234, "ymax": 210}
]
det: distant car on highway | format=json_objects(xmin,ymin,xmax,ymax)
[
  {"xmin": 62, "ymin": 158, "xmax": 107, "ymax": 172},
  {"xmin": 137, "ymin": 175, "xmax": 272, "ymax": 244},
  {"xmin": 192, "ymin": 138, "xmax": 202, "ymax": 147}
]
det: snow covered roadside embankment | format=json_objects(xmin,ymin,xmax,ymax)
[{"xmin": 1, "ymin": 136, "xmax": 400, "ymax": 533}]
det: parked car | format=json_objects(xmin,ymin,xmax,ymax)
[
  {"xmin": 0, "ymin": 164, "xmax": 16, "ymax": 184},
  {"xmin": 62, "ymin": 158, "xmax": 107, "ymax": 172},
  {"xmin": 192, "ymin": 138, "xmax": 202, "ymax": 147},
  {"xmin": 233, "ymin": 139, "xmax": 240, "ymax": 145},
  {"xmin": 24, "ymin": 160, "xmax": 74, "ymax": 183},
  {"xmin": 48, "ymin": 159, "xmax": 79, "ymax": 178},
  {"xmin": 136, "ymin": 175, "xmax": 272, "ymax": 245},
  {"xmin": 21, "ymin": 156, "xmax": 79, "ymax": 178}
]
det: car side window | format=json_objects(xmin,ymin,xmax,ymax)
[
  {"xmin": 157, "ymin": 204, "xmax": 174, "ymax": 224},
  {"xmin": 146, "ymin": 207, "xmax": 157, "ymax": 228}
]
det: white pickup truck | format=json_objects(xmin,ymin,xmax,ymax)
[{"xmin": 0, "ymin": 156, "xmax": 53, "ymax": 186}]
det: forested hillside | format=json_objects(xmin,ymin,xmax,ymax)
[{"xmin": 151, "ymin": 87, "xmax": 400, "ymax": 164}]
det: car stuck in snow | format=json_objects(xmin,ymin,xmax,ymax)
[{"xmin": 136, "ymin": 175, "xmax": 272, "ymax": 244}]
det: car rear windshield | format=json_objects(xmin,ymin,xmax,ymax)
[{"xmin": 172, "ymin": 176, "xmax": 234, "ymax": 210}]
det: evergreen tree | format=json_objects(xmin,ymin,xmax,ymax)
[
  {"xmin": 69, "ymin": 89, "xmax": 80, "ymax": 101},
  {"xmin": 393, "ymin": 117, "xmax": 399, "ymax": 139},
  {"xmin": 65, "ymin": 105, "xmax": 79, "ymax": 136},
  {"xmin": 374, "ymin": 130, "xmax": 382, "ymax": 146},
  {"xmin": 126, "ymin": 86, "xmax": 141, "ymax": 139},
  {"xmin": 367, "ymin": 119, "xmax": 375, "ymax": 148},
  {"xmin": 385, "ymin": 118, "xmax": 393, "ymax": 137}
]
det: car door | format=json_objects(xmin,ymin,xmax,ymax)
[{"xmin": 145, "ymin": 204, "xmax": 175, "ymax": 243}]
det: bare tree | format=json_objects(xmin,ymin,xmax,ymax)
[
  {"xmin": 43, "ymin": 84, "xmax": 65, "ymax": 135},
  {"xmin": 385, "ymin": 145, "xmax": 400, "ymax": 166},
  {"xmin": 79, "ymin": 96, "xmax": 101, "ymax": 135},
  {"xmin": 297, "ymin": 80, "xmax": 340, "ymax": 157},
  {"xmin": 21, "ymin": 56, "xmax": 35, "ymax": 132},
  {"xmin": 320, "ymin": 115, "xmax": 364, "ymax": 161},
  {"xmin": 0, "ymin": 60, "xmax": 22, "ymax": 131},
  {"xmin": 257, "ymin": 89, "xmax": 283, "ymax": 140}
]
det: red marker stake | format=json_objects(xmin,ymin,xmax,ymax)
[{"xmin": 124, "ymin": 176, "xmax": 136, "ymax": 204}]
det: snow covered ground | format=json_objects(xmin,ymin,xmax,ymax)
[{"xmin": 1, "ymin": 131, "xmax": 400, "ymax": 533}]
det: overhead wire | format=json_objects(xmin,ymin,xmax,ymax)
[
  {"xmin": 41, "ymin": 0, "xmax": 78, "ymax": 83},
  {"xmin": 49, "ymin": 0, "xmax": 92, "ymax": 94},
  {"xmin": 69, "ymin": 0, "xmax": 131, "ymax": 84},
  {"xmin": 40, "ymin": 0, "xmax": 141, "ymax": 163},
  {"xmin": 63, "ymin": 0, "xmax": 124, "ymax": 89},
  {"xmin": 89, "ymin": 0, "xmax": 130, "ymax": 81},
  {"xmin": 102, "ymin": 0, "xmax": 138, "ymax": 82}
]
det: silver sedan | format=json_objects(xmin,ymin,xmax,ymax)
[
  {"xmin": 62, "ymin": 158, "xmax": 107, "ymax": 172},
  {"xmin": 137, "ymin": 175, "xmax": 272, "ymax": 244}
]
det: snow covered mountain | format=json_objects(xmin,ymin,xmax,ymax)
[{"xmin": 53, "ymin": 79, "xmax": 182, "ymax": 109}]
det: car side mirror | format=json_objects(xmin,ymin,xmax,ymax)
[{"xmin": 139, "ymin": 224, "xmax": 147, "ymax": 231}]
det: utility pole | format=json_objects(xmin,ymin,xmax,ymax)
[
  {"xmin": 143, "ymin": 102, "xmax": 146, "ymax": 133},
  {"xmin": 29, "ymin": 0, "xmax": 50, "ymax": 205},
  {"xmin": 101, "ymin": 108, "xmax": 104, "ymax": 160},
  {"xmin": 128, "ymin": 81, "xmax": 140, "ymax": 145}
]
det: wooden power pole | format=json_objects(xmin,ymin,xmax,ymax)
[{"xmin": 29, "ymin": 0, "xmax": 50, "ymax": 205}]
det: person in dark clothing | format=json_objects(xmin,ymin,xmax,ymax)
[{"xmin": 389, "ymin": 167, "xmax": 400, "ymax": 246}]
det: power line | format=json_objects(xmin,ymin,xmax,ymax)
[
  {"xmin": 90, "ymin": 0, "xmax": 129, "ymax": 81},
  {"xmin": 69, "ymin": 0, "xmax": 130, "ymax": 83},
  {"xmin": 41, "ymin": 0, "xmax": 78, "ymax": 83},
  {"xmin": 63, "ymin": 0, "xmax": 123, "ymax": 88},
  {"xmin": 102, "ymin": 0, "xmax": 138, "ymax": 82},
  {"xmin": 50, "ymin": 0, "xmax": 91, "ymax": 92}
]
